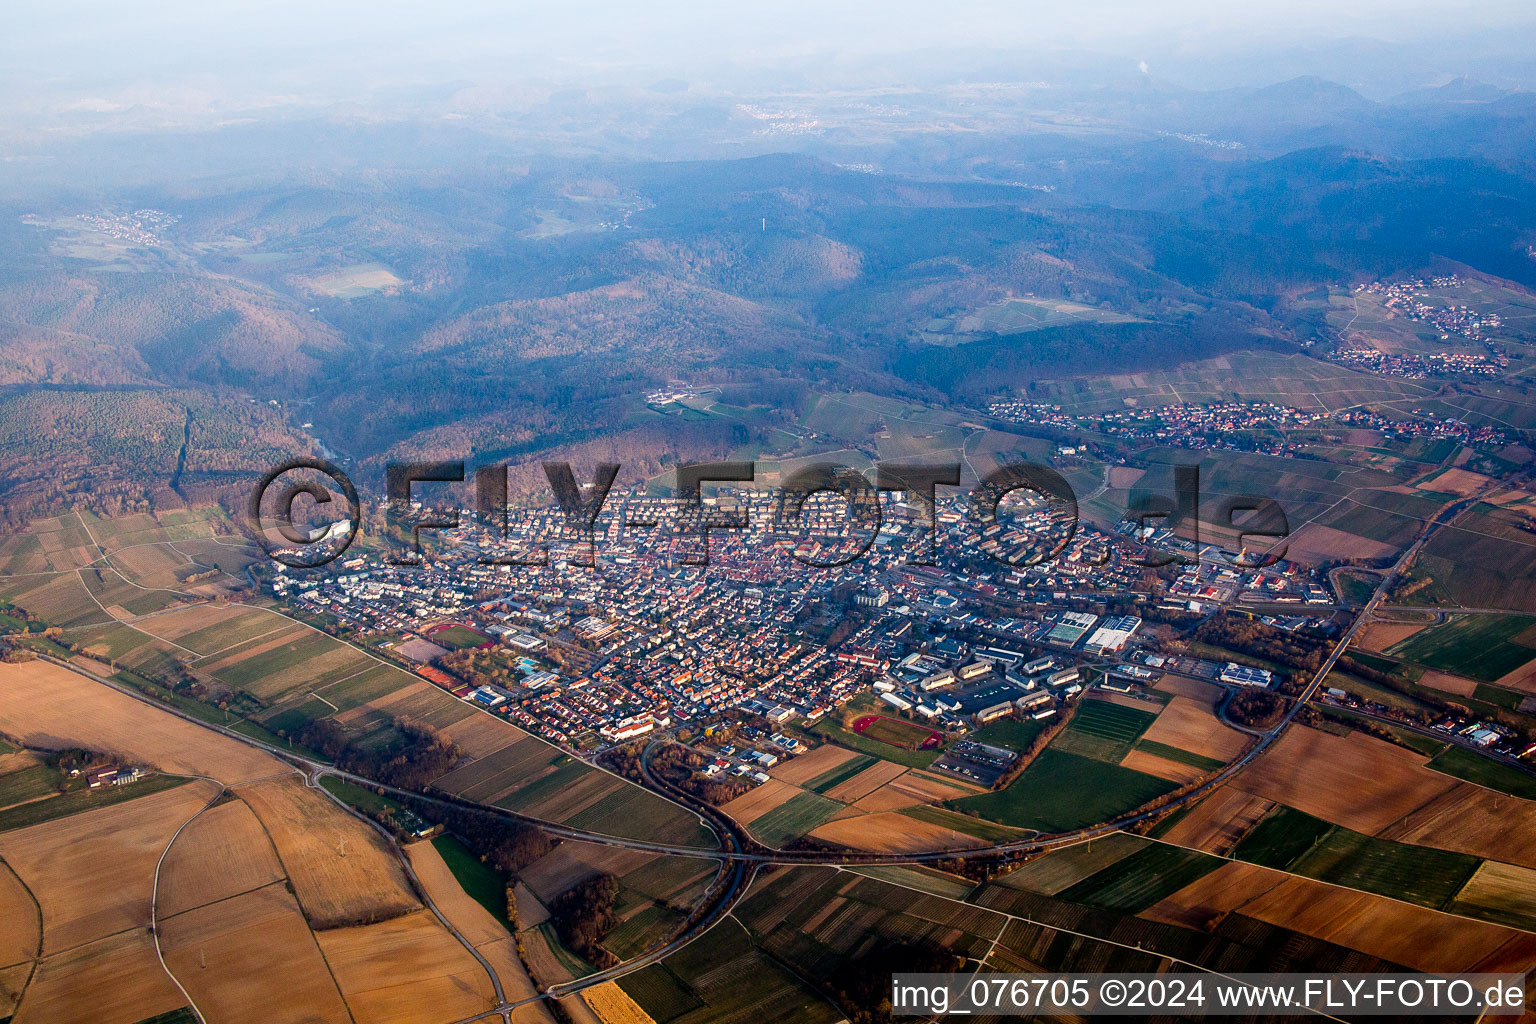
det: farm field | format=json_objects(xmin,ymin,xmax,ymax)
[
  {"xmin": 1236, "ymin": 805, "xmax": 1492, "ymax": 914},
  {"xmin": 1135, "ymin": 697, "xmax": 1251, "ymax": 763},
  {"xmin": 9, "ymin": 929, "xmax": 189, "ymax": 1024},
  {"xmin": 0, "ymin": 780, "xmax": 219, "ymax": 954},
  {"xmin": 718, "ymin": 779, "xmax": 802, "ymax": 827},
  {"xmin": 1057, "ymin": 842, "xmax": 1222, "ymax": 913},
  {"xmin": 1119, "ymin": 748, "xmax": 1206, "ymax": 784},
  {"xmin": 1447, "ymin": 860, "xmax": 1536, "ymax": 931},
  {"xmin": 897, "ymin": 803, "xmax": 1033, "ymax": 842},
  {"xmin": 849, "ymin": 864, "xmax": 975, "ymax": 900},
  {"xmin": 947, "ymin": 748, "xmax": 1176, "ymax": 833},
  {"xmin": 1131, "ymin": 739, "xmax": 1225, "ymax": 771},
  {"xmin": 314, "ymin": 909, "xmax": 498, "ymax": 1024},
  {"xmin": 0, "ymin": 773, "xmax": 191, "ymax": 832},
  {"xmin": 800, "ymin": 753, "xmax": 879, "ymax": 794},
  {"xmin": 1049, "ymin": 698, "xmax": 1158, "ymax": 763},
  {"xmin": 0, "ymin": 660, "xmax": 286, "ymax": 785},
  {"xmin": 748, "ymin": 791, "xmax": 844, "ymax": 848},
  {"xmin": 235, "ymin": 775, "xmax": 420, "ymax": 929},
  {"xmin": 1237, "ymin": 874, "xmax": 1536, "ymax": 974},
  {"xmin": 0, "ymin": 857, "xmax": 41, "ymax": 970},
  {"xmin": 308, "ymin": 261, "xmax": 404, "ymax": 298},
  {"xmin": 421, "ymin": 835, "xmax": 515, "ymax": 931},
  {"xmin": 1381, "ymin": 782, "xmax": 1536, "ymax": 869},
  {"xmin": 809, "ymin": 809, "xmax": 989, "ymax": 853},
  {"xmin": 1229, "ymin": 725, "xmax": 1457, "ymax": 834},
  {"xmin": 1426, "ymin": 745, "xmax": 1536, "ymax": 798},
  {"xmin": 996, "ymin": 833, "xmax": 1149, "ymax": 895},
  {"xmin": 159, "ymin": 883, "xmax": 353, "ymax": 1024},
  {"xmin": 1385, "ymin": 613, "xmax": 1536, "ymax": 682},
  {"xmin": 767, "ymin": 744, "xmax": 862, "ymax": 786},
  {"xmin": 820, "ymin": 759, "xmax": 908, "ymax": 803},
  {"xmin": 1140, "ymin": 860, "xmax": 1283, "ymax": 931},
  {"xmin": 434, "ymin": 735, "xmax": 714, "ymax": 849},
  {"xmin": 155, "ymin": 797, "xmax": 287, "ymax": 918}
]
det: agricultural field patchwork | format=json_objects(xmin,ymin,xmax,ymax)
[{"xmin": 1385, "ymin": 613, "xmax": 1536, "ymax": 682}]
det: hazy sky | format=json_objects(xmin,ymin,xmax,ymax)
[{"xmin": 8, "ymin": 0, "xmax": 1536, "ymax": 82}]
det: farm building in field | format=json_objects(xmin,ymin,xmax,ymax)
[{"xmin": 1221, "ymin": 663, "xmax": 1274, "ymax": 687}]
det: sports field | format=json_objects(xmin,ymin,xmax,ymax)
[
  {"xmin": 851, "ymin": 715, "xmax": 942, "ymax": 750},
  {"xmin": 425, "ymin": 623, "xmax": 493, "ymax": 650}
]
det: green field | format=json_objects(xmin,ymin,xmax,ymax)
[
  {"xmin": 620, "ymin": 964, "xmax": 705, "ymax": 1023},
  {"xmin": 1048, "ymin": 700, "xmax": 1159, "ymax": 763},
  {"xmin": 858, "ymin": 715, "xmax": 940, "ymax": 751},
  {"xmin": 968, "ymin": 716, "xmax": 1049, "ymax": 750},
  {"xmin": 1426, "ymin": 746, "xmax": 1536, "ymax": 799},
  {"xmin": 802, "ymin": 753, "xmax": 876, "ymax": 793},
  {"xmin": 491, "ymin": 757, "xmax": 592, "ymax": 813},
  {"xmin": 619, "ymin": 857, "xmax": 716, "ymax": 906},
  {"xmin": 604, "ymin": 903, "xmax": 683, "ymax": 960},
  {"xmin": 1232, "ymin": 805, "xmax": 1334, "ymax": 869},
  {"xmin": 1236, "ymin": 804, "xmax": 1481, "ymax": 910},
  {"xmin": 748, "ymin": 791, "xmax": 843, "ymax": 848},
  {"xmin": 0, "ymin": 774, "xmax": 190, "ymax": 832},
  {"xmin": 1473, "ymin": 683, "xmax": 1524, "ymax": 710},
  {"xmin": 429, "ymin": 625, "xmax": 491, "ymax": 650},
  {"xmin": 620, "ymin": 918, "xmax": 841, "ymax": 1024},
  {"xmin": 1290, "ymin": 828, "xmax": 1480, "ymax": 910},
  {"xmin": 562, "ymin": 786, "xmax": 718, "ymax": 850},
  {"xmin": 0, "ymin": 763, "xmax": 63, "ymax": 807},
  {"xmin": 1385, "ymin": 613, "xmax": 1536, "ymax": 683},
  {"xmin": 996, "ymin": 833, "xmax": 1149, "ymax": 895},
  {"xmin": 1132, "ymin": 739, "xmax": 1226, "ymax": 771},
  {"xmin": 849, "ymin": 864, "xmax": 975, "ymax": 900},
  {"xmin": 319, "ymin": 776, "xmax": 406, "ymax": 819},
  {"xmin": 1058, "ymin": 842, "xmax": 1223, "ymax": 912},
  {"xmin": 166, "ymin": 610, "xmax": 285, "ymax": 658},
  {"xmin": 432, "ymin": 834, "xmax": 513, "ymax": 928},
  {"xmin": 947, "ymin": 749, "xmax": 1177, "ymax": 833}
]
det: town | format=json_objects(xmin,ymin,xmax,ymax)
[{"xmin": 264, "ymin": 487, "xmax": 1382, "ymax": 781}]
